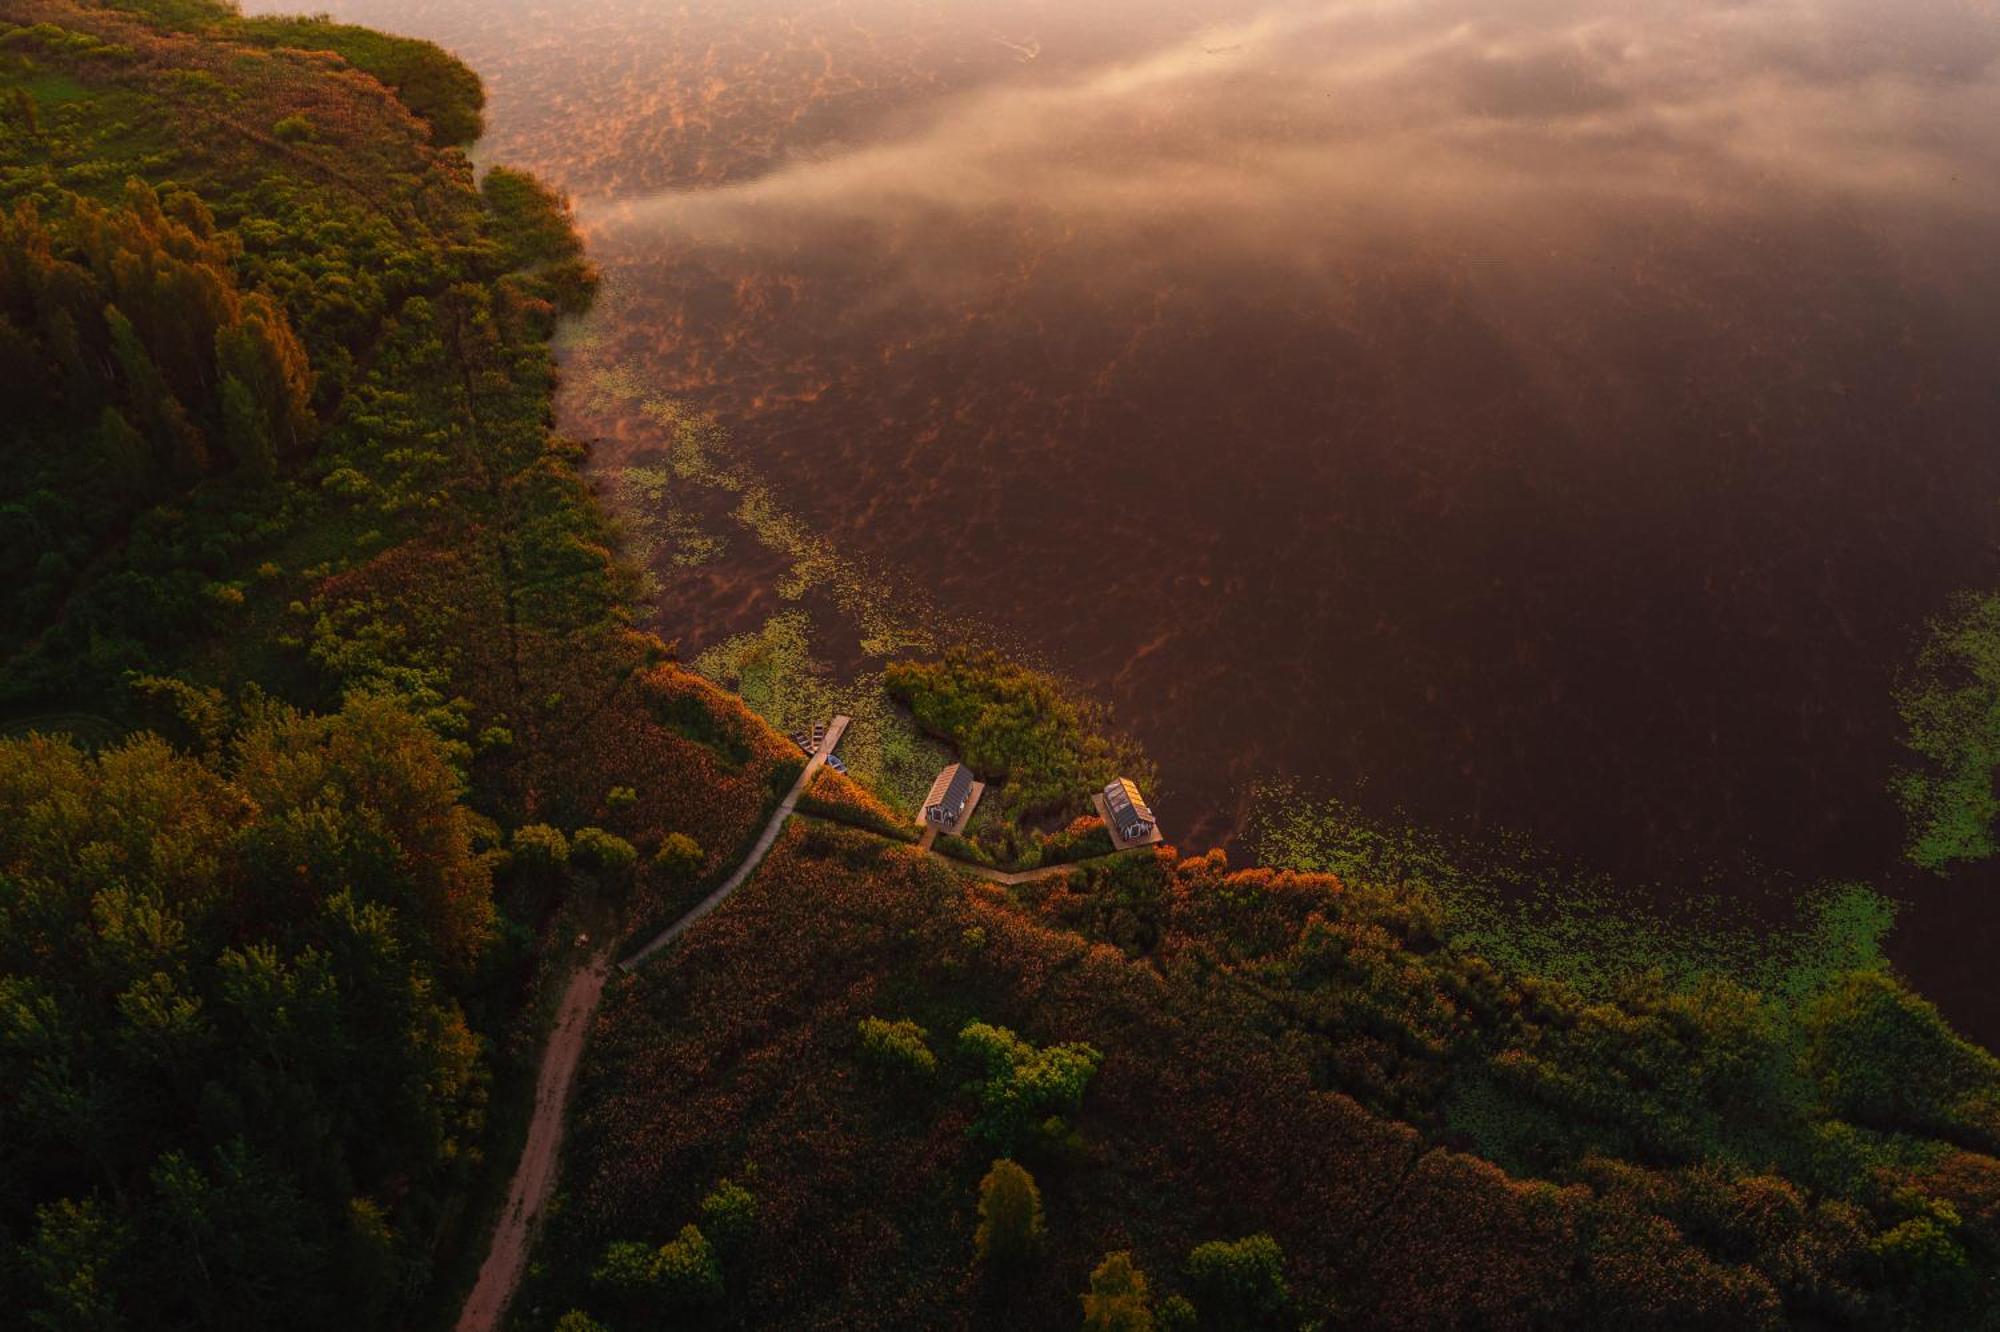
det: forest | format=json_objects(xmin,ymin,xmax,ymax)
[{"xmin": 5, "ymin": 2, "xmax": 2000, "ymax": 1329}]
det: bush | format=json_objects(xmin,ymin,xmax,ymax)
[
  {"xmin": 1157, "ymin": 1294, "xmax": 1198, "ymax": 1331},
  {"xmin": 272, "ymin": 113, "xmax": 315, "ymax": 142},
  {"xmin": 698, "ymin": 1179, "xmax": 757, "ymax": 1252},
  {"xmin": 571, "ymin": 826, "xmax": 638, "ymax": 887},
  {"xmin": 1184, "ymin": 1234, "xmax": 1290, "ymax": 1330},
  {"xmin": 655, "ymin": 1223, "xmax": 723, "ymax": 1307},
  {"xmin": 974, "ymin": 1159, "xmax": 1044, "ymax": 1270},
  {"xmin": 957, "ymin": 1021, "xmax": 1101, "ymax": 1150},
  {"xmin": 1083, "ymin": 1250, "xmax": 1155, "ymax": 1331},
  {"xmin": 653, "ymin": 830, "xmax": 703, "ymax": 881},
  {"xmin": 553, "ymin": 1313, "xmax": 607, "ymax": 1332},
  {"xmin": 607, "ymin": 784, "xmax": 637, "ymax": 810},
  {"xmin": 858, "ymin": 1016, "xmax": 937, "ymax": 1080}
]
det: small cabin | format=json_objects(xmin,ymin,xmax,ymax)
[
  {"xmin": 1103, "ymin": 777, "xmax": 1156, "ymax": 842},
  {"xmin": 923, "ymin": 762, "xmax": 976, "ymax": 827}
]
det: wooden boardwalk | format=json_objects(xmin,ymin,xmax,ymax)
[{"xmin": 622, "ymin": 713, "xmax": 850, "ymax": 970}]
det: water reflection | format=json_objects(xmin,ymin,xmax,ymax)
[{"xmin": 252, "ymin": 0, "xmax": 2000, "ymax": 893}]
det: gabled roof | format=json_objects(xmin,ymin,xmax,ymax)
[
  {"xmin": 925, "ymin": 762, "xmax": 974, "ymax": 812},
  {"xmin": 1103, "ymin": 777, "xmax": 1154, "ymax": 828}
]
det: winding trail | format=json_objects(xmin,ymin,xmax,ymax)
[
  {"xmin": 453, "ymin": 715, "xmax": 849, "ymax": 1332},
  {"xmin": 453, "ymin": 711, "xmax": 1143, "ymax": 1330},
  {"xmin": 621, "ymin": 714, "xmax": 851, "ymax": 971}
]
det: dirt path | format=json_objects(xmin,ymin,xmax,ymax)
[
  {"xmin": 455, "ymin": 715, "xmax": 854, "ymax": 1331},
  {"xmin": 454, "ymin": 948, "xmax": 610, "ymax": 1332}
]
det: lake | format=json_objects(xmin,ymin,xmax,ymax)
[{"xmin": 247, "ymin": 0, "xmax": 2000, "ymax": 1032}]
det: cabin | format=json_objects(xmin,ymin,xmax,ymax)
[
  {"xmin": 1103, "ymin": 777, "xmax": 1156, "ymax": 842},
  {"xmin": 923, "ymin": 762, "xmax": 976, "ymax": 828}
]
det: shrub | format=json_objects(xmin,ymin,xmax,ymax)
[
  {"xmin": 653, "ymin": 831, "xmax": 703, "ymax": 881},
  {"xmin": 655, "ymin": 1223, "xmax": 723, "ymax": 1307},
  {"xmin": 1184, "ymin": 1234, "xmax": 1290, "ymax": 1330},
  {"xmin": 553, "ymin": 1313, "xmax": 607, "ymax": 1332},
  {"xmin": 571, "ymin": 826, "xmax": 638, "ymax": 886},
  {"xmin": 1082, "ymin": 1251, "xmax": 1155, "ymax": 1331},
  {"xmin": 272, "ymin": 113, "xmax": 315, "ymax": 142},
  {"xmin": 858, "ymin": 1016, "xmax": 937, "ymax": 1080},
  {"xmin": 607, "ymin": 784, "xmax": 637, "ymax": 810},
  {"xmin": 698, "ymin": 1179, "xmax": 757, "ymax": 1252},
  {"xmin": 974, "ymin": 1159, "xmax": 1044, "ymax": 1270},
  {"xmin": 957, "ymin": 1021, "xmax": 1102, "ymax": 1149},
  {"xmin": 1156, "ymin": 1294, "xmax": 1198, "ymax": 1331}
]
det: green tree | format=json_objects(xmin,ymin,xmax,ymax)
[
  {"xmin": 958, "ymin": 1021, "xmax": 1101, "ymax": 1149},
  {"xmin": 653, "ymin": 830, "xmax": 703, "ymax": 881},
  {"xmin": 570, "ymin": 826, "xmax": 637, "ymax": 889},
  {"xmin": 96, "ymin": 405, "xmax": 149, "ymax": 502},
  {"xmin": 698, "ymin": 1178, "xmax": 757, "ymax": 1253},
  {"xmin": 220, "ymin": 373, "xmax": 274, "ymax": 481},
  {"xmin": 858, "ymin": 1016, "xmax": 936, "ymax": 1079},
  {"xmin": 974, "ymin": 1158, "xmax": 1044, "ymax": 1270},
  {"xmin": 1082, "ymin": 1250, "xmax": 1154, "ymax": 1331},
  {"xmin": 1184, "ymin": 1234, "xmax": 1290, "ymax": 1331},
  {"xmin": 510, "ymin": 823, "xmax": 570, "ymax": 879},
  {"xmin": 655, "ymin": 1223, "xmax": 723, "ymax": 1307}
]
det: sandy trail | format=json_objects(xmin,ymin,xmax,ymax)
[{"xmin": 454, "ymin": 948, "xmax": 611, "ymax": 1332}]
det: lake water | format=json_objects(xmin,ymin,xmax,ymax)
[{"xmin": 249, "ymin": 0, "xmax": 2000, "ymax": 1031}]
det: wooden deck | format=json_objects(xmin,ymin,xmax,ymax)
[{"xmin": 914, "ymin": 778, "xmax": 986, "ymax": 838}]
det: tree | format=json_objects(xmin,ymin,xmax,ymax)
[
  {"xmin": 220, "ymin": 373, "xmax": 274, "ymax": 481},
  {"xmin": 96, "ymin": 405, "xmax": 150, "ymax": 503},
  {"xmin": 974, "ymin": 1159, "xmax": 1044, "ymax": 1270},
  {"xmin": 655, "ymin": 1223, "xmax": 723, "ymax": 1307},
  {"xmin": 858, "ymin": 1016, "xmax": 936, "ymax": 1080},
  {"xmin": 570, "ymin": 826, "xmax": 637, "ymax": 890},
  {"xmin": 653, "ymin": 830, "xmax": 702, "ymax": 881},
  {"xmin": 1184, "ymin": 1234, "xmax": 1291, "ymax": 1330},
  {"xmin": 698, "ymin": 1179, "xmax": 757, "ymax": 1253},
  {"xmin": 510, "ymin": 823, "xmax": 569, "ymax": 879},
  {"xmin": 958, "ymin": 1021, "xmax": 1101, "ymax": 1149},
  {"xmin": 553, "ymin": 1314, "xmax": 607, "ymax": 1332},
  {"xmin": 1082, "ymin": 1250, "xmax": 1154, "ymax": 1331}
]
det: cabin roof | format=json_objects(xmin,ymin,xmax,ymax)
[
  {"xmin": 925, "ymin": 762, "xmax": 974, "ymax": 812},
  {"xmin": 1103, "ymin": 777, "xmax": 1154, "ymax": 827}
]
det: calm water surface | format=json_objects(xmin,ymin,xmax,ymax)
[{"xmin": 252, "ymin": 0, "xmax": 2000, "ymax": 1025}]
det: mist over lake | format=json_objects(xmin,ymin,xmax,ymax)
[{"xmin": 252, "ymin": 0, "xmax": 2000, "ymax": 1020}]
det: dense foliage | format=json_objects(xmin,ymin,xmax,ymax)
[
  {"xmin": 0, "ymin": 3, "xmax": 777, "ymax": 1326},
  {"xmin": 885, "ymin": 650, "xmax": 1152, "ymax": 819},
  {"xmin": 10, "ymin": 3, "xmax": 2000, "ymax": 1330},
  {"xmin": 0, "ymin": 694, "xmax": 493, "ymax": 1327},
  {"xmin": 525, "ymin": 822, "xmax": 2000, "ymax": 1329}
]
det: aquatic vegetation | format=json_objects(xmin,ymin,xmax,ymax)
[
  {"xmin": 1250, "ymin": 784, "xmax": 1894, "ymax": 1003},
  {"xmin": 692, "ymin": 610, "xmax": 947, "ymax": 809},
  {"xmin": 885, "ymin": 649, "xmax": 1155, "ymax": 820},
  {"xmin": 1893, "ymin": 591, "xmax": 2000, "ymax": 870}
]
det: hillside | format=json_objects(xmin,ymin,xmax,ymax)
[{"xmin": 3, "ymin": 4, "xmax": 2000, "ymax": 1331}]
